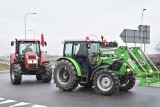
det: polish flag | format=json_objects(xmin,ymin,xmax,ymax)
[
  {"xmin": 41, "ymin": 33, "xmax": 45, "ymax": 47},
  {"xmin": 85, "ymin": 36, "xmax": 89, "ymax": 42}
]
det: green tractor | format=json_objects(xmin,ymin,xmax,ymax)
[
  {"xmin": 53, "ymin": 36, "xmax": 160, "ymax": 95},
  {"xmin": 53, "ymin": 37, "xmax": 136, "ymax": 95}
]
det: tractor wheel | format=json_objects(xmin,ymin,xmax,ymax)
[
  {"xmin": 119, "ymin": 76, "xmax": 136, "ymax": 91},
  {"xmin": 54, "ymin": 59, "xmax": 79, "ymax": 91},
  {"xmin": 36, "ymin": 74, "xmax": 42, "ymax": 80},
  {"xmin": 41, "ymin": 63, "xmax": 52, "ymax": 83},
  {"xmin": 93, "ymin": 69, "xmax": 120, "ymax": 95},
  {"xmin": 10, "ymin": 64, "xmax": 22, "ymax": 84}
]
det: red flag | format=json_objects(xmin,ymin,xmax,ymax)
[
  {"xmin": 85, "ymin": 36, "xmax": 89, "ymax": 42},
  {"xmin": 103, "ymin": 39, "xmax": 107, "ymax": 43},
  {"xmin": 41, "ymin": 33, "xmax": 45, "ymax": 47}
]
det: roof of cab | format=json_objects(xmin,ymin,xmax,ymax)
[
  {"xmin": 64, "ymin": 39, "xmax": 101, "ymax": 42},
  {"xmin": 17, "ymin": 39, "xmax": 40, "ymax": 42}
]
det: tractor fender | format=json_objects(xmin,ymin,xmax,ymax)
[
  {"xmin": 10, "ymin": 53, "xmax": 16, "ymax": 64},
  {"xmin": 57, "ymin": 57, "xmax": 82, "ymax": 76},
  {"xmin": 40, "ymin": 53, "xmax": 46, "ymax": 64},
  {"xmin": 90, "ymin": 65, "xmax": 110, "ymax": 80}
]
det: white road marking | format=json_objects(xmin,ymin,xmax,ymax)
[
  {"xmin": 0, "ymin": 100, "xmax": 16, "ymax": 104},
  {"xmin": 0, "ymin": 98, "xmax": 5, "ymax": 100},
  {"xmin": 9, "ymin": 102, "xmax": 30, "ymax": 107},
  {"xmin": 32, "ymin": 105, "xmax": 47, "ymax": 107},
  {"xmin": 0, "ymin": 97, "xmax": 47, "ymax": 107}
]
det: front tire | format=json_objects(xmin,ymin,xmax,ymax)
[
  {"xmin": 41, "ymin": 63, "xmax": 52, "ymax": 83},
  {"xmin": 36, "ymin": 74, "xmax": 42, "ymax": 80},
  {"xmin": 93, "ymin": 69, "xmax": 120, "ymax": 95},
  {"xmin": 10, "ymin": 64, "xmax": 22, "ymax": 84},
  {"xmin": 54, "ymin": 59, "xmax": 79, "ymax": 91}
]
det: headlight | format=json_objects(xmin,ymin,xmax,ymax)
[
  {"xmin": 33, "ymin": 60, "xmax": 37, "ymax": 63},
  {"xmin": 28, "ymin": 60, "xmax": 32, "ymax": 64},
  {"xmin": 27, "ymin": 60, "xmax": 37, "ymax": 64}
]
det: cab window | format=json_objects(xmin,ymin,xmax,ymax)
[{"xmin": 64, "ymin": 43, "xmax": 73, "ymax": 57}]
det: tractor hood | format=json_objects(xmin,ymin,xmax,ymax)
[
  {"xmin": 24, "ymin": 52, "xmax": 39, "ymax": 69},
  {"xmin": 98, "ymin": 48, "xmax": 118, "ymax": 55},
  {"xmin": 95, "ymin": 47, "xmax": 119, "ymax": 66}
]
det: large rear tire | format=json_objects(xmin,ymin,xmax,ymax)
[
  {"xmin": 54, "ymin": 59, "xmax": 79, "ymax": 91},
  {"xmin": 119, "ymin": 76, "xmax": 136, "ymax": 91},
  {"xmin": 10, "ymin": 64, "xmax": 22, "ymax": 84},
  {"xmin": 41, "ymin": 63, "xmax": 52, "ymax": 83},
  {"xmin": 93, "ymin": 69, "xmax": 120, "ymax": 95}
]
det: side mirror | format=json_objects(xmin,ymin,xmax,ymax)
[
  {"xmin": 44, "ymin": 41, "xmax": 47, "ymax": 46},
  {"xmin": 11, "ymin": 41, "xmax": 14, "ymax": 46}
]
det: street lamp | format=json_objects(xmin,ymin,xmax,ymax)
[
  {"xmin": 29, "ymin": 30, "xmax": 35, "ymax": 39},
  {"xmin": 141, "ymin": 9, "xmax": 146, "ymax": 52},
  {"xmin": 141, "ymin": 9, "xmax": 146, "ymax": 25},
  {"xmin": 24, "ymin": 13, "xmax": 37, "ymax": 38}
]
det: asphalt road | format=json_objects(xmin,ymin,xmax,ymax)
[{"xmin": 0, "ymin": 72, "xmax": 160, "ymax": 107}]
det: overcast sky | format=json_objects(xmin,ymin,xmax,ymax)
[{"xmin": 0, "ymin": 0, "xmax": 160, "ymax": 56}]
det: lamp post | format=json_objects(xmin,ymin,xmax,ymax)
[
  {"xmin": 24, "ymin": 13, "xmax": 37, "ymax": 38},
  {"xmin": 29, "ymin": 30, "xmax": 35, "ymax": 39},
  {"xmin": 141, "ymin": 9, "xmax": 146, "ymax": 52}
]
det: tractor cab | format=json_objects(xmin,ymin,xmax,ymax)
[
  {"xmin": 17, "ymin": 40, "xmax": 41, "ymax": 56},
  {"xmin": 13, "ymin": 39, "xmax": 41, "ymax": 56},
  {"xmin": 63, "ymin": 40, "xmax": 118, "ymax": 73},
  {"xmin": 63, "ymin": 40, "xmax": 101, "ymax": 75}
]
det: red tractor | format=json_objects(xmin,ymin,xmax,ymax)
[{"xmin": 10, "ymin": 35, "xmax": 52, "ymax": 84}]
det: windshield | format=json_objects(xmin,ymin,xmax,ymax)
[
  {"xmin": 19, "ymin": 42, "xmax": 40, "ymax": 55},
  {"xmin": 89, "ymin": 42, "xmax": 100, "ymax": 54}
]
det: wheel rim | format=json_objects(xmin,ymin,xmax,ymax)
[
  {"xmin": 57, "ymin": 66, "xmax": 70, "ymax": 84},
  {"xmin": 97, "ymin": 74, "xmax": 113, "ymax": 92}
]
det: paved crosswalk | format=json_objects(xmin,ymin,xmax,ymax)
[{"xmin": 0, "ymin": 97, "xmax": 47, "ymax": 107}]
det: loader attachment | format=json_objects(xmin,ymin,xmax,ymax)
[{"xmin": 114, "ymin": 46, "xmax": 160, "ymax": 86}]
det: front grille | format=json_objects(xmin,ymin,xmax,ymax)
[
  {"xmin": 29, "ymin": 64, "xmax": 36, "ymax": 68},
  {"xmin": 28, "ymin": 55, "xmax": 36, "ymax": 59}
]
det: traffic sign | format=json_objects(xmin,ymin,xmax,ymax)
[{"xmin": 120, "ymin": 25, "xmax": 150, "ymax": 44}]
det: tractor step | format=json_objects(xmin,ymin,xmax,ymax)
[{"xmin": 80, "ymin": 75, "xmax": 88, "ymax": 83}]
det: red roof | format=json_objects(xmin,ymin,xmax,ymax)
[{"xmin": 17, "ymin": 39, "xmax": 40, "ymax": 42}]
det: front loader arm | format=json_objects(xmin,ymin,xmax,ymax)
[
  {"xmin": 114, "ymin": 46, "xmax": 160, "ymax": 86},
  {"xmin": 114, "ymin": 46, "xmax": 147, "ymax": 77}
]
